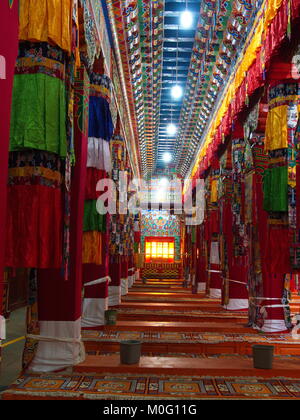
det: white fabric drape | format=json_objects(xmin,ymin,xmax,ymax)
[
  {"xmin": 197, "ymin": 283, "xmax": 206, "ymax": 292},
  {"xmin": 87, "ymin": 137, "xmax": 112, "ymax": 172},
  {"xmin": 223, "ymin": 298, "xmax": 249, "ymax": 311},
  {"xmin": 108, "ymin": 286, "xmax": 121, "ymax": 306},
  {"xmin": 260, "ymin": 319, "xmax": 288, "ymax": 333},
  {"xmin": 121, "ymin": 278, "xmax": 128, "ymax": 296},
  {"xmin": 29, "ymin": 319, "xmax": 84, "ymax": 373},
  {"xmin": 81, "ymin": 298, "xmax": 108, "ymax": 328},
  {"xmin": 209, "ymin": 288, "xmax": 222, "ymax": 299}
]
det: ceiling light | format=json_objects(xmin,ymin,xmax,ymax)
[
  {"xmin": 171, "ymin": 84, "xmax": 183, "ymax": 99},
  {"xmin": 159, "ymin": 177, "xmax": 169, "ymax": 186},
  {"xmin": 163, "ymin": 152, "xmax": 172, "ymax": 163},
  {"xmin": 166, "ymin": 124, "xmax": 177, "ymax": 136},
  {"xmin": 180, "ymin": 10, "xmax": 193, "ymax": 29}
]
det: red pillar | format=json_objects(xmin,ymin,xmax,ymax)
[
  {"xmin": 223, "ymin": 127, "xmax": 249, "ymax": 310},
  {"xmin": 195, "ymin": 224, "xmax": 207, "ymax": 292},
  {"xmin": 121, "ymin": 255, "xmax": 129, "ymax": 296},
  {"xmin": 207, "ymin": 209, "xmax": 222, "ymax": 299},
  {"xmin": 30, "ymin": 67, "xmax": 89, "ymax": 372},
  {"xmin": 257, "ymin": 61, "xmax": 297, "ymax": 333},
  {"xmin": 109, "ymin": 256, "xmax": 122, "ymax": 306},
  {"xmin": 0, "ymin": 1, "xmax": 19, "ymax": 342}
]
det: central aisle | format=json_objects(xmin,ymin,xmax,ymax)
[{"xmin": 2, "ymin": 277, "xmax": 300, "ymax": 400}]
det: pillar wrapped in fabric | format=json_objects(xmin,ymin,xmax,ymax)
[
  {"xmin": 205, "ymin": 202, "xmax": 221, "ymax": 298},
  {"xmin": 219, "ymin": 129, "xmax": 248, "ymax": 311},
  {"xmin": 209, "ymin": 239, "xmax": 222, "ymax": 299},
  {"xmin": 88, "ymin": 71, "xmax": 113, "ymax": 172},
  {"xmin": 28, "ymin": 66, "xmax": 89, "ymax": 372},
  {"xmin": 225, "ymin": 130, "xmax": 249, "ymax": 310},
  {"xmin": 258, "ymin": 63, "xmax": 300, "ymax": 333},
  {"xmin": 81, "ymin": 60, "xmax": 113, "ymax": 327},
  {"xmin": 219, "ymin": 143, "xmax": 233, "ymax": 307},
  {"xmin": 121, "ymin": 255, "xmax": 129, "ymax": 296},
  {"xmin": 128, "ymin": 255, "xmax": 135, "ymax": 288},
  {"xmin": 5, "ymin": 41, "xmax": 69, "ymax": 269},
  {"xmin": 82, "ymin": 218, "xmax": 110, "ymax": 328},
  {"xmin": 196, "ymin": 224, "xmax": 207, "ymax": 292},
  {"xmin": 0, "ymin": 0, "xmax": 19, "ymax": 357},
  {"xmin": 204, "ymin": 162, "xmax": 222, "ymax": 299},
  {"xmin": 242, "ymin": 101, "xmax": 268, "ymax": 321},
  {"xmin": 81, "ymin": 262, "xmax": 109, "ymax": 328},
  {"xmin": 108, "ymin": 257, "xmax": 121, "ymax": 306}
]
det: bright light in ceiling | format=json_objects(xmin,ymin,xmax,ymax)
[
  {"xmin": 166, "ymin": 124, "xmax": 177, "ymax": 136},
  {"xmin": 163, "ymin": 152, "xmax": 172, "ymax": 163},
  {"xmin": 180, "ymin": 10, "xmax": 193, "ymax": 29},
  {"xmin": 159, "ymin": 177, "xmax": 169, "ymax": 186},
  {"xmin": 171, "ymin": 84, "xmax": 183, "ymax": 99}
]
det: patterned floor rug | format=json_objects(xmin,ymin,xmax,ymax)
[
  {"xmin": 123, "ymin": 296, "xmax": 218, "ymax": 302},
  {"xmin": 2, "ymin": 372, "xmax": 300, "ymax": 400},
  {"xmin": 86, "ymin": 351, "xmax": 300, "ymax": 361},
  {"xmin": 82, "ymin": 330, "xmax": 300, "ymax": 345},
  {"xmin": 116, "ymin": 307, "xmax": 248, "ymax": 319}
]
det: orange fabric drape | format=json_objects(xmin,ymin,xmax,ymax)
[
  {"xmin": 19, "ymin": 0, "xmax": 72, "ymax": 54},
  {"xmin": 82, "ymin": 231, "xmax": 102, "ymax": 265}
]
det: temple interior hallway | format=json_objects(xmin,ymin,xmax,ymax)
[{"xmin": 2, "ymin": 278, "xmax": 300, "ymax": 400}]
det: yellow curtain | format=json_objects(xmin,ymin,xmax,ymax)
[
  {"xmin": 19, "ymin": 0, "xmax": 72, "ymax": 54},
  {"xmin": 265, "ymin": 105, "xmax": 288, "ymax": 151}
]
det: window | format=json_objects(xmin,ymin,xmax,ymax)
[{"xmin": 145, "ymin": 237, "xmax": 175, "ymax": 263}]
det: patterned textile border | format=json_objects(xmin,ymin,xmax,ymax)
[
  {"xmin": 3, "ymin": 373, "xmax": 300, "ymax": 400},
  {"xmin": 122, "ymin": 296, "xmax": 218, "ymax": 302},
  {"xmin": 116, "ymin": 308, "xmax": 247, "ymax": 319},
  {"xmin": 82, "ymin": 330, "xmax": 300, "ymax": 345},
  {"xmin": 86, "ymin": 351, "xmax": 300, "ymax": 361}
]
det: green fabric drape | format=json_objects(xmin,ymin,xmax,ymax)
[
  {"xmin": 83, "ymin": 200, "xmax": 106, "ymax": 232},
  {"xmin": 263, "ymin": 165, "xmax": 288, "ymax": 212},
  {"xmin": 10, "ymin": 73, "xmax": 67, "ymax": 157}
]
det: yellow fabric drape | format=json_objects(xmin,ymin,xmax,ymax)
[
  {"xmin": 9, "ymin": 167, "xmax": 63, "ymax": 183},
  {"xmin": 210, "ymin": 180, "xmax": 218, "ymax": 203},
  {"xmin": 82, "ymin": 231, "xmax": 102, "ymax": 265},
  {"xmin": 19, "ymin": 0, "xmax": 72, "ymax": 54},
  {"xmin": 265, "ymin": 105, "xmax": 288, "ymax": 151}
]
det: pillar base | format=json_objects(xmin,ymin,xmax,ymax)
[
  {"xmin": 259, "ymin": 319, "xmax": 289, "ymax": 333},
  {"xmin": 128, "ymin": 275, "xmax": 134, "ymax": 289},
  {"xmin": 121, "ymin": 278, "xmax": 128, "ymax": 296},
  {"xmin": 197, "ymin": 283, "xmax": 206, "ymax": 293},
  {"xmin": 108, "ymin": 286, "xmax": 121, "ymax": 306},
  {"xmin": 29, "ymin": 319, "xmax": 84, "ymax": 373},
  {"xmin": 81, "ymin": 297, "xmax": 108, "ymax": 328},
  {"xmin": 0, "ymin": 315, "xmax": 6, "ymax": 340},
  {"xmin": 209, "ymin": 288, "xmax": 222, "ymax": 299},
  {"xmin": 223, "ymin": 298, "xmax": 249, "ymax": 311}
]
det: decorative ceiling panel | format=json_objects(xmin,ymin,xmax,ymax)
[{"xmin": 106, "ymin": 0, "xmax": 262, "ymax": 179}]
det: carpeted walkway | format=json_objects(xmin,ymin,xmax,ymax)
[
  {"xmin": 2, "ymin": 372, "xmax": 300, "ymax": 400},
  {"xmin": 2, "ymin": 277, "xmax": 300, "ymax": 400}
]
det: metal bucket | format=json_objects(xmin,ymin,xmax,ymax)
[
  {"xmin": 104, "ymin": 309, "xmax": 118, "ymax": 326},
  {"xmin": 120, "ymin": 340, "xmax": 142, "ymax": 365},
  {"xmin": 252, "ymin": 345, "xmax": 274, "ymax": 369}
]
